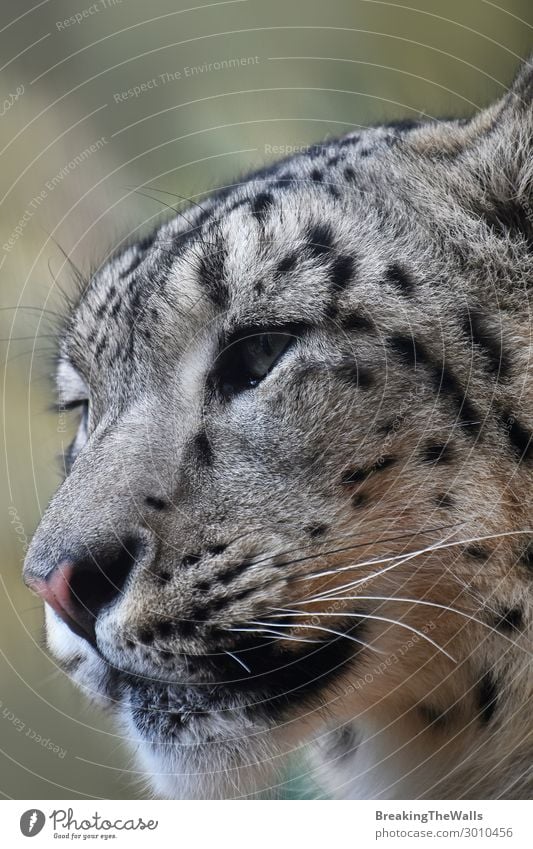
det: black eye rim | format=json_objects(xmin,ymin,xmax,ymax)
[
  {"xmin": 58, "ymin": 400, "xmax": 89, "ymax": 475},
  {"xmin": 55, "ymin": 398, "xmax": 89, "ymax": 413},
  {"xmin": 211, "ymin": 323, "xmax": 305, "ymax": 398}
]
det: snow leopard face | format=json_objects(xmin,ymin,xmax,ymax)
[{"xmin": 24, "ymin": 61, "xmax": 533, "ymax": 798}]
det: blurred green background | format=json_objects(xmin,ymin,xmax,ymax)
[{"xmin": 0, "ymin": 0, "xmax": 531, "ymax": 800}]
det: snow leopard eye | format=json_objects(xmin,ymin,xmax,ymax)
[
  {"xmin": 58, "ymin": 398, "xmax": 89, "ymax": 475},
  {"xmin": 215, "ymin": 327, "xmax": 298, "ymax": 397}
]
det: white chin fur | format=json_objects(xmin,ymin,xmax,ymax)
[
  {"xmin": 120, "ymin": 705, "xmax": 283, "ymax": 800},
  {"xmin": 44, "ymin": 606, "xmax": 114, "ymax": 708}
]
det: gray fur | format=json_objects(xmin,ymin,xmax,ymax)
[{"xmin": 25, "ymin": 59, "xmax": 533, "ymax": 799}]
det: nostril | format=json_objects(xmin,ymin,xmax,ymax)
[
  {"xmin": 69, "ymin": 535, "xmax": 143, "ymax": 619},
  {"xmin": 28, "ymin": 535, "xmax": 144, "ymax": 645}
]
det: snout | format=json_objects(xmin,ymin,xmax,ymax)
[{"xmin": 24, "ymin": 536, "xmax": 146, "ymax": 645}]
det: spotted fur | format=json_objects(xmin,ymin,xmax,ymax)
[{"xmin": 24, "ymin": 59, "xmax": 533, "ymax": 799}]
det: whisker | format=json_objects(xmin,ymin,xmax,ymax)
[
  {"xmin": 289, "ymin": 594, "xmax": 526, "ymax": 651},
  {"xmin": 299, "ymin": 529, "xmax": 532, "ymax": 600},
  {"xmin": 249, "ymin": 620, "xmax": 387, "ymax": 655},
  {"xmin": 226, "ymin": 627, "xmax": 320, "ymax": 645},
  {"xmin": 295, "ymin": 530, "xmax": 461, "ymax": 601},
  {"xmin": 224, "ymin": 650, "xmax": 252, "ymax": 675},
  {"xmin": 265, "ymin": 612, "xmax": 456, "ymax": 662},
  {"xmin": 239, "ymin": 521, "xmax": 468, "ymax": 590}
]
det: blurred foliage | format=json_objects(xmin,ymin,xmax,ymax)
[{"xmin": 0, "ymin": 0, "xmax": 531, "ymax": 799}]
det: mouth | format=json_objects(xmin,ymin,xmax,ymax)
[
  {"xmin": 48, "ymin": 614, "xmax": 366, "ymax": 798},
  {"xmin": 115, "ymin": 623, "xmax": 364, "ymax": 727},
  {"xmin": 49, "ymin": 603, "xmax": 367, "ymax": 744}
]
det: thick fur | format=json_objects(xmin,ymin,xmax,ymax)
[{"xmin": 25, "ymin": 59, "xmax": 533, "ymax": 799}]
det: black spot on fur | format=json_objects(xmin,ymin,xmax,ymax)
[
  {"xmin": 493, "ymin": 606, "xmax": 523, "ymax": 633},
  {"xmin": 351, "ymin": 492, "xmax": 368, "ymax": 508},
  {"xmin": 421, "ymin": 441, "xmax": 454, "ymax": 465},
  {"xmin": 338, "ymin": 135, "xmax": 360, "ymax": 148},
  {"xmin": 145, "ymin": 495, "xmax": 169, "ymax": 511},
  {"xmin": 435, "ymin": 492, "xmax": 454, "ymax": 509},
  {"xmin": 419, "ymin": 703, "xmax": 453, "ymax": 729},
  {"xmin": 434, "ymin": 365, "xmax": 481, "ymax": 433},
  {"xmin": 306, "ymin": 523, "xmax": 328, "ymax": 538},
  {"xmin": 109, "ymin": 299, "xmax": 122, "ymax": 319},
  {"xmin": 197, "ymin": 580, "xmax": 211, "ymax": 592},
  {"xmin": 138, "ymin": 232, "xmax": 156, "ymax": 251},
  {"xmin": 330, "ymin": 254, "xmax": 355, "ymax": 294},
  {"xmin": 138, "ymin": 629, "xmax": 154, "ymax": 645},
  {"xmin": 335, "ymin": 361, "xmax": 374, "ymax": 389},
  {"xmin": 390, "ymin": 336, "xmax": 481, "ymax": 434},
  {"xmin": 193, "ymin": 430, "xmax": 213, "ymax": 466},
  {"xmin": 463, "ymin": 309, "xmax": 511, "ymax": 379},
  {"xmin": 521, "ymin": 542, "xmax": 533, "ymax": 571},
  {"xmin": 119, "ymin": 252, "xmax": 143, "ymax": 279},
  {"xmin": 234, "ymin": 586, "xmax": 255, "ymax": 602},
  {"xmin": 190, "ymin": 604, "xmax": 209, "ymax": 622},
  {"xmin": 207, "ymin": 544, "xmax": 227, "ymax": 556},
  {"xmin": 307, "ymin": 223, "xmax": 334, "ymax": 259},
  {"xmin": 342, "ymin": 455, "xmax": 396, "ymax": 485},
  {"xmin": 465, "ymin": 545, "xmax": 490, "ymax": 561},
  {"xmin": 475, "ymin": 196, "xmax": 533, "ymax": 247},
  {"xmin": 155, "ymin": 620, "xmax": 174, "ymax": 638},
  {"xmin": 197, "ymin": 242, "xmax": 228, "ymax": 308},
  {"xmin": 219, "ymin": 559, "xmax": 253, "ymax": 585},
  {"xmin": 210, "ymin": 596, "xmax": 229, "ymax": 612},
  {"xmin": 342, "ymin": 467, "xmax": 368, "ymax": 484},
  {"xmin": 94, "ymin": 335, "xmax": 108, "ymax": 359},
  {"xmin": 476, "ymin": 672, "xmax": 498, "ymax": 724},
  {"xmin": 181, "ymin": 553, "xmax": 201, "ymax": 568},
  {"xmin": 343, "ymin": 165, "xmax": 356, "ymax": 181},
  {"xmin": 389, "ymin": 334, "xmax": 431, "ymax": 367},
  {"xmin": 276, "ymin": 253, "xmax": 298, "ymax": 276},
  {"xmin": 499, "ymin": 410, "xmax": 533, "ymax": 461},
  {"xmin": 309, "ymin": 168, "xmax": 323, "ymax": 182},
  {"xmin": 177, "ymin": 619, "xmax": 195, "ymax": 638},
  {"xmin": 250, "ymin": 192, "xmax": 273, "ymax": 220},
  {"xmin": 385, "ymin": 262, "xmax": 415, "ymax": 295},
  {"xmin": 342, "ymin": 311, "xmax": 374, "ymax": 332}
]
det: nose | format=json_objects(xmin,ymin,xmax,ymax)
[{"xmin": 26, "ymin": 536, "xmax": 144, "ymax": 644}]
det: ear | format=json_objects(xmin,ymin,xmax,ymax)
[
  {"xmin": 408, "ymin": 57, "xmax": 533, "ymax": 240},
  {"xmin": 498, "ymin": 55, "xmax": 533, "ymax": 115},
  {"xmin": 464, "ymin": 56, "xmax": 533, "ymax": 240}
]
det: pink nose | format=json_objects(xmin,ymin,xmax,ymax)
[
  {"xmin": 27, "ymin": 562, "xmax": 96, "ymax": 642},
  {"xmin": 25, "ymin": 536, "xmax": 144, "ymax": 645}
]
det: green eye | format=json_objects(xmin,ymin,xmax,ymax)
[{"xmin": 216, "ymin": 328, "xmax": 298, "ymax": 397}]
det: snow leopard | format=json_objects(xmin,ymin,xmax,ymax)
[{"xmin": 24, "ymin": 58, "xmax": 533, "ymax": 799}]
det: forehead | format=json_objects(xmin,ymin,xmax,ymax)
[{"xmin": 60, "ymin": 123, "xmax": 431, "ymax": 387}]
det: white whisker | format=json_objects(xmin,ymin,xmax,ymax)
[
  {"xmin": 281, "ymin": 594, "xmax": 526, "ymax": 652},
  {"xmin": 249, "ymin": 620, "xmax": 387, "ymax": 655},
  {"xmin": 224, "ymin": 650, "xmax": 252, "ymax": 674},
  {"xmin": 226, "ymin": 627, "xmax": 320, "ymax": 645},
  {"xmin": 264, "ymin": 612, "xmax": 456, "ymax": 662},
  {"xmin": 300, "ymin": 530, "xmax": 532, "ymax": 601}
]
